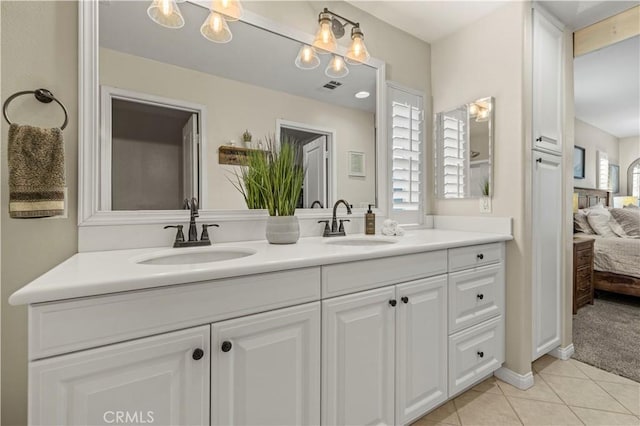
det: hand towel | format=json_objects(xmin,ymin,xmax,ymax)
[
  {"xmin": 381, "ymin": 219, "xmax": 405, "ymax": 236},
  {"xmin": 8, "ymin": 123, "xmax": 65, "ymax": 218}
]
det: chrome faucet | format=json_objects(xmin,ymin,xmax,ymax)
[
  {"xmin": 164, "ymin": 198, "xmax": 219, "ymax": 248},
  {"xmin": 318, "ymin": 199, "xmax": 352, "ymax": 237},
  {"xmin": 310, "ymin": 200, "xmax": 324, "ymax": 208}
]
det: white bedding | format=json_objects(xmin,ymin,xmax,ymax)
[{"xmin": 575, "ymin": 233, "xmax": 640, "ymax": 278}]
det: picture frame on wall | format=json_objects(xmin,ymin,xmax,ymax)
[
  {"xmin": 573, "ymin": 146, "xmax": 585, "ymax": 179},
  {"xmin": 348, "ymin": 151, "xmax": 365, "ymax": 177},
  {"xmin": 609, "ymin": 164, "xmax": 620, "ymax": 193}
]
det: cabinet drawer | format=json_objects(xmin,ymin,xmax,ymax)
[
  {"xmin": 29, "ymin": 268, "xmax": 321, "ymax": 360},
  {"xmin": 448, "ymin": 316, "xmax": 504, "ymax": 397},
  {"xmin": 322, "ymin": 251, "xmax": 447, "ymax": 298},
  {"xmin": 576, "ymin": 267, "xmax": 592, "ymax": 291},
  {"xmin": 448, "ymin": 243, "xmax": 502, "ymax": 272},
  {"xmin": 449, "ymin": 264, "xmax": 504, "ymax": 333},
  {"xmin": 575, "ymin": 249, "xmax": 592, "ymax": 268}
]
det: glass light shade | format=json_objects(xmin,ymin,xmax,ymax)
[
  {"xmin": 476, "ymin": 107, "xmax": 490, "ymax": 122},
  {"xmin": 468, "ymin": 103, "xmax": 479, "ymax": 116},
  {"xmin": 325, "ymin": 55, "xmax": 349, "ymax": 79},
  {"xmin": 313, "ymin": 16, "xmax": 337, "ymax": 54},
  {"xmin": 211, "ymin": 0, "xmax": 243, "ymax": 21},
  {"xmin": 345, "ymin": 29, "xmax": 370, "ymax": 65},
  {"xmin": 200, "ymin": 11, "xmax": 232, "ymax": 43},
  {"xmin": 295, "ymin": 45, "xmax": 320, "ymax": 70},
  {"xmin": 147, "ymin": 0, "xmax": 184, "ymax": 29}
]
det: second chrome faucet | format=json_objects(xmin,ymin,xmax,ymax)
[{"xmin": 164, "ymin": 198, "xmax": 219, "ymax": 248}]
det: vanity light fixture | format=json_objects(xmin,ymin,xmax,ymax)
[
  {"xmin": 147, "ymin": 0, "xmax": 184, "ymax": 29},
  {"xmin": 312, "ymin": 8, "xmax": 370, "ymax": 64},
  {"xmin": 469, "ymin": 101, "xmax": 491, "ymax": 123},
  {"xmin": 326, "ymin": 55, "xmax": 349, "ymax": 79},
  {"xmin": 200, "ymin": 10, "xmax": 232, "ymax": 43},
  {"xmin": 211, "ymin": 0, "xmax": 243, "ymax": 21},
  {"xmin": 355, "ymin": 91, "xmax": 370, "ymax": 99},
  {"xmin": 295, "ymin": 45, "xmax": 321, "ymax": 70}
]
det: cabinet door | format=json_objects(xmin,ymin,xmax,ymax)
[
  {"xmin": 532, "ymin": 152, "xmax": 563, "ymax": 359},
  {"xmin": 532, "ymin": 8, "xmax": 563, "ymax": 154},
  {"xmin": 211, "ymin": 302, "xmax": 320, "ymax": 426},
  {"xmin": 322, "ymin": 287, "xmax": 395, "ymax": 426},
  {"xmin": 30, "ymin": 326, "xmax": 209, "ymax": 426},
  {"xmin": 396, "ymin": 276, "xmax": 448, "ymax": 425}
]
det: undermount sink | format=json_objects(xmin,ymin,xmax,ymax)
[
  {"xmin": 136, "ymin": 247, "xmax": 256, "ymax": 265},
  {"xmin": 324, "ymin": 237, "xmax": 398, "ymax": 247}
]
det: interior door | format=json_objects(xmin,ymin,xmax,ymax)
[
  {"xmin": 322, "ymin": 286, "xmax": 395, "ymax": 426},
  {"xmin": 182, "ymin": 113, "xmax": 199, "ymax": 200},
  {"xmin": 211, "ymin": 303, "xmax": 321, "ymax": 426},
  {"xmin": 302, "ymin": 136, "xmax": 327, "ymax": 208},
  {"xmin": 396, "ymin": 276, "xmax": 448, "ymax": 425},
  {"xmin": 532, "ymin": 151, "xmax": 563, "ymax": 359},
  {"xmin": 29, "ymin": 326, "xmax": 210, "ymax": 426}
]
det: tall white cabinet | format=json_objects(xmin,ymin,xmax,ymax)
[{"xmin": 531, "ymin": 6, "xmax": 564, "ymax": 361}]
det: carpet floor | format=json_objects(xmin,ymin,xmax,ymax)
[{"xmin": 572, "ymin": 291, "xmax": 640, "ymax": 383}]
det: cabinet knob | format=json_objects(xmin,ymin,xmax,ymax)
[
  {"xmin": 477, "ymin": 294, "xmax": 484, "ymax": 300},
  {"xmin": 401, "ymin": 296, "xmax": 409, "ymax": 304},
  {"xmin": 477, "ymin": 351, "xmax": 484, "ymax": 358},
  {"xmin": 192, "ymin": 348, "xmax": 204, "ymax": 361},
  {"xmin": 536, "ymin": 137, "xmax": 542, "ymax": 142},
  {"xmin": 221, "ymin": 341, "xmax": 233, "ymax": 352},
  {"xmin": 389, "ymin": 299, "xmax": 397, "ymax": 307},
  {"xmin": 536, "ymin": 158, "xmax": 543, "ymax": 163},
  {"xmin": 477, "ymin": 253, "xmax": 484, "ymax": 260}
]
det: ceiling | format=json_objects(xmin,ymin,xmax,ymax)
[
  {"xmin": 99, "ymin": 1, "xmax": 377, "ymax": 113},
  {"xmin": 574, "ymin": 35, "xmax": 640, "ymax": 138},
  {"xmin": 540, "ymin": 1, "xmax": 639, "ymax": 30},
  {"xmin": 347, "ymin": 1, "xmax": 507, "ymax": 43}
]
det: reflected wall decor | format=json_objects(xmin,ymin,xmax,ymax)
[{"xmin": 573, "ymin": 146, "xmax": 585, "ymax": 179}]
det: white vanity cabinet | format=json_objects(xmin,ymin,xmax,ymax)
[
  {"xmin": 29, "ymin": 326, "xmax": 210, "ymax": 426},
  {"xmin": 211, "ymin": 302, "xmax": 321, "ymax": 426},
  {"xmin": 322, "ymin": 274, "xmax": 448, "ymax": 426}
]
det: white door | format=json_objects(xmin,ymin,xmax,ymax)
[
  {"xmin": 29, "ymin": 326, "xmax": 210, "ymax": 426},
  {"xmin": 302, "ymin": 136, "xmax": 327, "ymax": 208},
  {"xmin": 322, "ymin": 286, "xmax": 396, "ymax": 426},
  {"xmin": 532, "ymin": 151, "xmax": 563, "ymax": 359},
  {"xmin": 396, "ymin": 276, "xmax": 448, "ymax": 425},
  {"xmin": 211, "ymin": 303, "xmax": 321, "ymax": 426},
  {"xmin": 182, "ymin": 113, "xmax": 199, "ymax": 200},
  {"xmin": 532, "ymin": 8, "xmax": 563, "ymax": 154}
]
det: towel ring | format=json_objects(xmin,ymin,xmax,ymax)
[{"xmin": 3, "ymin": 88, "xmax": 69, "ymax": 130}]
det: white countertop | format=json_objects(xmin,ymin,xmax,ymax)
[{"xmin": 9, "ymin": 229, "xmax": 512, "ymax": 305}]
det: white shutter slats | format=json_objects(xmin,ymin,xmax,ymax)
[
  {"xmin": 391, "ymin": 98, "xmax": 422, "ymax": 214},
  {"xmin": 440, "ymin": 110, "xmax": 467, "ymax": 198}
]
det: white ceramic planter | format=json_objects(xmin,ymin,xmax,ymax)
[{"xmin": 265, "ymin": 216, "xmax": 300, "ymax": 244}]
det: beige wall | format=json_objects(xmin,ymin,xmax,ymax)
[
  {"xmin": 619, "ymin": 136, "xmax": 640, "ymax": 195},
  {"xmin": 574, "ymin": 118, "xmax": 620, "ymax": 189},
  {"xmin": 431, "ymin": 2, "xmax": 531, "ymax": 374},
  {"xmin": 1, "ymin": 2, "xmax": 79, "ymax": 425},
  {"xmin": 100, "ymin": 48, "xmax": 376, "ymax": 209}
]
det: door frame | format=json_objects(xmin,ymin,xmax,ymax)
[
  {"xmin": 275, "ymin": 119, "xmax": 337, "ymax": 207},
  {"xmin": 100, "ymin": 85, "xmax": 208, "ymax": 210}
]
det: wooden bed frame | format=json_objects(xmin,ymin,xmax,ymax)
[{"xmin": 574, "ymin": 187, "xmax": 640, "ymax": 297}]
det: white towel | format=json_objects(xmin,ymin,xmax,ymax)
[{"xmin": 381, "ymin": 219, "xmax": 405, "ymax": 236}]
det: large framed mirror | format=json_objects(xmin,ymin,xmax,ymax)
[
  {"xmin": 434, "ymin": 97, "xmax": 494, "ymax": 199},
  {"xmin": 79, "ymin": 1, "xmax": 386, "ymax": 225}
]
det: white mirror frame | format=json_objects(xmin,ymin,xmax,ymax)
[{"xmin": 78, "ymin": 0, "xmax": 387, "ymax": 227}]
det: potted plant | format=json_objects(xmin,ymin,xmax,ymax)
[
  {"xmin": 242, "ymin": 129, "xmax": 252, "ymax": 147},
  {"xmin": 232, "ymin": 135, "xmax": 304, "ymax": 244},
  {"xmin": 480, "ymin": 178, "xmax": 491, "ymax": 213}
]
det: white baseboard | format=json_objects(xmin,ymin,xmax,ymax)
[
  {"xmin": 549, "ymin": 343, "xmax": 575, "ymax": 361},
  {"xmin": 494, "ymin": 367, "xmax": 534, "ymax": 390}
]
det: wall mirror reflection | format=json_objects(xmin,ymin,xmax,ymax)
[
  {"xmin": 97, "ymin": 1, "xmax": 378, "ymax": 212},
  {"xmin": 434, "ymin": 97, "xmax": 494, "ymax": 199}
]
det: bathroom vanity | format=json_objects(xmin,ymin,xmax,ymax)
[{"xmin": 11, "ymin": 229, "xmax": 510, "ymax": 425}]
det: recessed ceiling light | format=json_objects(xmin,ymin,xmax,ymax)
[{"xmin": 355, "ymin": 91, "xmax": 370, "ymax": 99}]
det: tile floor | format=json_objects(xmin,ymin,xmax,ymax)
[{"xmin": 412, "ymin": 355, "xmax": 640, "ymax": 426}]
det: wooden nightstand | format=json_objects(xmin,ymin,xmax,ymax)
[{"xmin": 573, "ymin": 237, "xmax": 595, "ymax": 314}]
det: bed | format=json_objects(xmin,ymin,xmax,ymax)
[{"xmin": 574, "ymin": 187, "xmax": 640, "ymax": 297}]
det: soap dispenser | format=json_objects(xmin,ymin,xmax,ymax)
[{"xmin": 365, "ymin": 204, "xmax": 375, "ymax": 235}]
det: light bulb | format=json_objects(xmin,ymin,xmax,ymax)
[
  {"xmin": 345, "ymin": 27, "xmax": 370, "ymax": 65},
  {"xmin": 295, "ymin": 45, "xmax": 320, "ymax": 70},
  {"xmin": 200, "ymin": 11, "xmax": 232, "ymax": 43},
  {"xmin": 313, "ymin": 13, "xmax": 337, "ymax": 54},
  {"xmin": 212, "ymin": 0, "xmax": 243, "ymax": 21},
  {"xmin": 476, "ymin": 107, "xmax": 490, "ymax": 122},
  {"xmin": 147, "ymin": 0, "xmax": 184, "ymax": 29},
  {"xmin": 468, "ymin": 103, "xmax": 479, "ymax": 116},
  {"xmin": 325, "ymin": 55, "xmax": 349, "ymax": 79}
]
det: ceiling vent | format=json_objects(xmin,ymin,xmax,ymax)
[{"xmin": 322, "ymin": 81, "xmax": 343, "ymax": 90}]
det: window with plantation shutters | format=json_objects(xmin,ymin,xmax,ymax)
[
  {"xmin": 388, "ymin": 84, "xmax": 424, "ymax": 225},
  {"xmin": 440, "ymin": 108, "xmax": 467, "ymax": 198}
]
